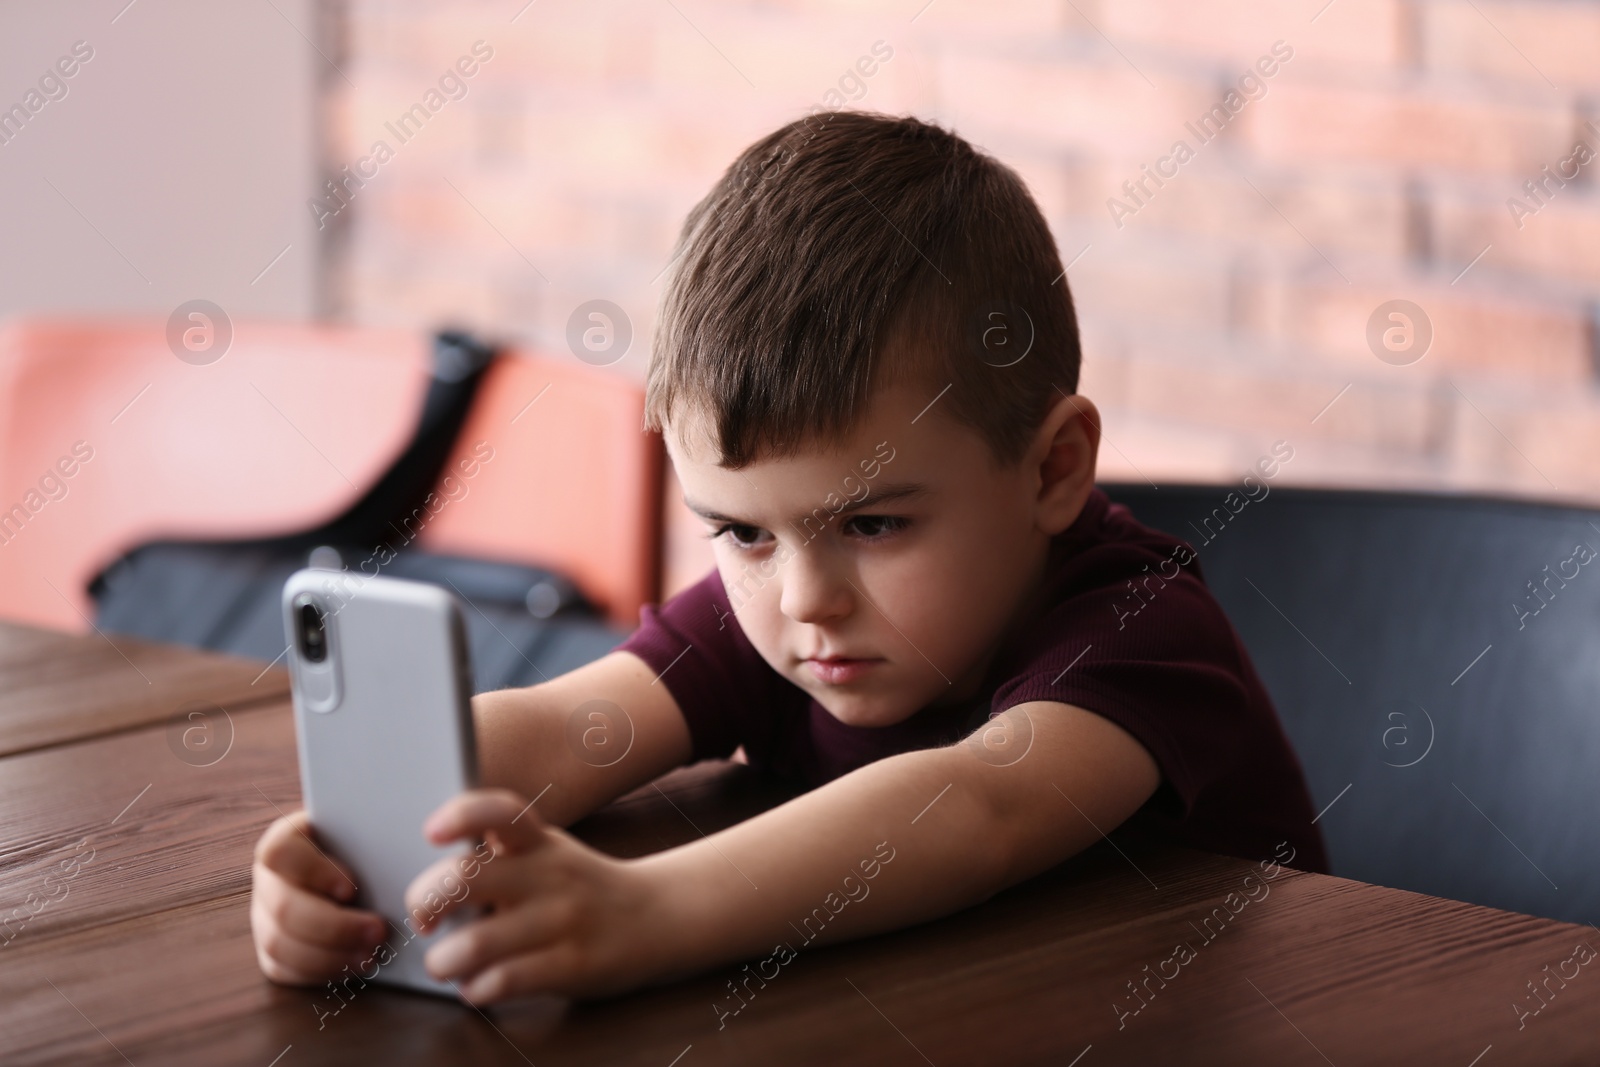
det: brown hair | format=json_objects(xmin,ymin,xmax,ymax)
[{"xmin": 646, "ymin": 111, "xmax": 1080, "ymax": 471}]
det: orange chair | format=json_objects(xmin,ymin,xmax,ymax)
[
  {"xmin": 0, "ymin": 318, "xmax": 662, "ymax": 635},
  {"xmin": 412, "ymin": 350, "xmax": 664, "ymax": 630},
  {"xmin": 0, "ymin": 317, "xmax": 431, "ymax": 634}
]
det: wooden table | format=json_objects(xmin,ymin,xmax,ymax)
[{"xmin": 1, "ymin": 622, "xmax": 1596, "ymax": 1066}]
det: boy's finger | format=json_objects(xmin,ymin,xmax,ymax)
[
  {"xmin": 403, "ymin": 845, "xmax": 561, "ymax": 934},
  {"xmin": 457, "ymin": 950, "xmax": 567, "ymax": 1005},
  {"xmin": 424, "ymin": 895, "xmax": 569, "ymax": 981},
  {"xmin": 400, "ymin": 842, "xmax": 550, "ymax": 935},
  {"xmin": 264, "ymin": 879, "xmax": 388, "ymax": 951},
  {"xmin": 401, "ymin": 853, "xmax": 482, "ymax": 934},
  {"xmin": 253, "ymin": 899, "xmax": 375, "ymax": 982},
  {"xmin": 254, "ymin": 810, "xmax": 360, "ymax": 901},
  {"xmin": 421, "ymin": 789, "xmax": 545, "ymax": 852}
]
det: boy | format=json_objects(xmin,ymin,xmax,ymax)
[{"xmin": 251, "ymin": 112, "xmax": 1327, "ymax": 1005}]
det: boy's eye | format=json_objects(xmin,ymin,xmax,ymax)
[
  {"xmin": 709, "ymin": 522, "xmax": 769, "ymax": 548},
  {"xmin": 844, "ymin": 515, "xmax": 909, "ymax": 539}
]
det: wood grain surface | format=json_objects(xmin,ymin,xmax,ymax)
[
  {"xmin": 0, "ymin": 619, "xmax": 289, "ymax": 757},
  {"xmin": 1, "ymin": 628, "xmax": 1596, "ymax": 1065}
]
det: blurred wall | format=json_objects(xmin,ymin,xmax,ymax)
[
  {"xmin": 0, "ymin": 2, "xmax": 1589, "ymax": 620},
  {"xmin": 324, "ymin": 2, "xmax": 1600, "ymax": 591},
  {"xmin": 0, "ymin": 0, "xmax": 321, "ymax": 320}
]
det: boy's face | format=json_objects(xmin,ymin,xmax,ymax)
[{"xmin": 666, "ymin": 380, "xmax": 1099, "ymax": 729}]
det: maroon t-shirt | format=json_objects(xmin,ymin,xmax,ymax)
[{"xmin": 616, "ymin": 487, "xmax": 1329, "ymax": 872}]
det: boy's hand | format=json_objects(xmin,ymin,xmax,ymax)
[
  {"xmin": 251, "ymin": 810, "xmax": 389, "ymax": 985},
  {"xmin": 405, "ymin": 788, "xmax": 679, "ymax": 1004}
]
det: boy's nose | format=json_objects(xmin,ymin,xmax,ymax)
[{"xmin": 778, "ymin": 549, "xmax": 853, "ymax": 625}]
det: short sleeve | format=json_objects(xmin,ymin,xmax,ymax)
[
  {"xmin": 612, "ymin": 568, "xmax": 773, "ymax": 763},
  {"xmin": 989, "ymin": 570, "xmax": 1254, "ymax": 820}
]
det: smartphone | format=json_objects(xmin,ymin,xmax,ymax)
[{"xmin": 282, "ymin": 567, "xmax": 479, "ymax": 997}]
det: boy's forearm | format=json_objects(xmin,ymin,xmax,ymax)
[
  {"xmin": 632, "ymin": 744, "xmax": 1021, "ymax": 980},
  {"xmin": 472, "ymin": 687, "xmax": 626, "ymax": 829},
  {"xmin": 612, "ymin": 700, "xmax": 1157, "ymax": 989},
  {"xmin": 470, "ymin": 652, "xmax": 695, "ymax": 830}
]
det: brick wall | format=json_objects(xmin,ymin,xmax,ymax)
[{"xmin": 319, "ymin": 0, "xmax": 1600, "ymax": 598}]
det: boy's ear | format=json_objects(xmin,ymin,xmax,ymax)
[{"xmin": 1030, "ymin": 391, "xmax": 1102, "ymax": 536}]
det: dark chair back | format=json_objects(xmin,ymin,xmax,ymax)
[{"xmin": 1100, "ymin": 482, "xmax": 1600, "ymax": 926}]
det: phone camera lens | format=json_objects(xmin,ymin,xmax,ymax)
[{"xmin": 296, "ymin": 598, "xmax": 328, "ymax": 663}]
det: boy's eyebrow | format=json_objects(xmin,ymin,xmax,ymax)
[{"xmin": 683, "ymin": 481, "xmax": 932, "ymax": 526}]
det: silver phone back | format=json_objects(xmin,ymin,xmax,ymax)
[{"xmin": 282, "ymin": 568, "xmax": 478, "ymax": 997}]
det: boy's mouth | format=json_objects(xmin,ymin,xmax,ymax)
[{"xmin": 803, "ymin": 656, "xmax": 882, "ymax": 685}]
